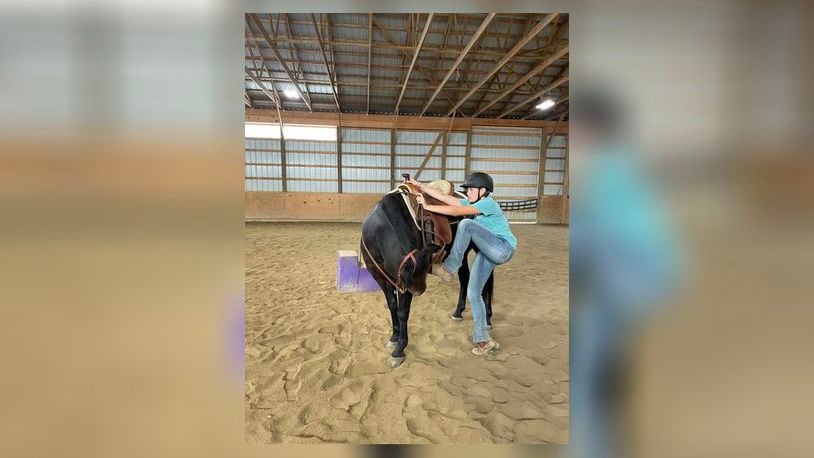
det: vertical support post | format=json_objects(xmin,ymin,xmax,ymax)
[
  {"xmin": 280, "ymin": 131, "xmax": 288, "ymax": 192},
  {"xmin": 464, "ymin": 128, "xmax": 473, "ymax": 176},
  {"xmin": 560, "ymin": 132, "xmax": 569, "ymax": 224},
  {"xmin": 441, "ymin": 131, "xmax": 448, "ymax": 180},
  {"xmin": 537, "ymin": 112, "xmax": 565, "ymax": 223},
  {"xmin": 536, "ymin": 127, "xmax": 547, "ymax": 224},
  {"xmin": 389, "ymin": 128, "xmax": 397, "ymax": 189},
  {"xmin": 337, "ymin": 120, "xmax": 343, "ymax": 193}
]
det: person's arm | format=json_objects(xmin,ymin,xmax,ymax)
[
  {"xmin": 407, "ymin": 179, "xmax": 461, "ymax": 207},
  {"xmin": 423, "ymin": 204, "xmax": 480, "ymax": 217}
]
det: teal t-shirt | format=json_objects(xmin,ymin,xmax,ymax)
[{"xmin": 460, "ymin": 196, "xmax": 518, "ymax": 249}]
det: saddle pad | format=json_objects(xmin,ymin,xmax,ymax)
[{"xmin": 426, "ymin": 180, "xmax": 454, "ymax": 195}]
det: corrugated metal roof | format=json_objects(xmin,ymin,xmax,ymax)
[{"xmin": 246, "ymin": 13, "xmax": 569, "ymax": 118}]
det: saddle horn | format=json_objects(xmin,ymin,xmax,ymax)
[{"xmin": 402, "ymin": 173, "xmax": 411, "ymax": 182}]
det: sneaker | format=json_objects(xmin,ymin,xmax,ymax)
[
  {"xmin": 471, "ymin": 339, "xmax": 500, "ymax": 356},
  {"xmin": 431, "ymin": 264, "xmax": 456, "ymax": 282}
]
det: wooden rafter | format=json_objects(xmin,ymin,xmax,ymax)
[
  {"xmin": 419, "ymin": 13, "xmax": 495, "ymax": 116},
  {"xmin": 245, "ymin": 41, "xmax": 278, "ymax": 107},
  {"xmin": 245, "ymin": 69, "xmax": 571, "ymax": 93},
  {"xmin": 322, "ymin": 14, "xmax": 340, "ymax": 108},
  {"xmin": 243, "ymin": 48, "xmax": 564, "ymax": 77},
  {"xmin": 519, "ymin": 64, "xmax": 569, "ymax": 119},
  {"xmin": 282, "ymin": 14, "xmax": 314, "ymax": 111},
  {"xmin": 434, "ymin": 15, "xmax": 453, "ymax": 84},
  {"xmin": 498, "ymin": 72, "xmax": 569, "ymax": 118},
  {"xmin": 246, "ymin": 33, "xmax": 560, "ymax": 61},
  {"xmin": 246, "ymin": 69, "xmax": 277, "ymax": 107},
  {"xmin": 245, "ymin": 13, "xmax": 568, "ymax": 117},
  {"xmin": 255, "ymin": 14, "xmax": 539, "ymax": 35},
  {"xmin": 394, "ymin": 13, "xmax": 433, "ymax": 114},
  {"xmin": 470, "ymin": 15, "xmax": 537, "ymax": 115},
  {"xmin": 248, "ymin": 13, "xmax": 312, "ymax": 111},
  {"xmin": 445, "ymin": 14, "xmax": 559, "ymax": 116},
  {"xmin": 371, "ymin": 14, "xmax": 458, "ymax": 113},
  {"xmin": 492, "ymin": 63, "xmax": 551, "ymax": 116},
  {"xmin": 310, "ymin": 14, "xmax": 341, "ymax": 111},
  {"xmin": 254, "ymin": 43, "xmax": 283, "ymax": 105},
  {"xmin": 472, "ymin": 45, "xmax": 568, "ymax": 117}
]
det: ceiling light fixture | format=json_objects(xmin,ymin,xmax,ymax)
[{"xmin": 536, "ymin": 98, "xmax": 556, "ymax": 111}]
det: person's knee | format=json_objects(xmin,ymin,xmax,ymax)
[{"xmin": 458, "ymin": 219, "xmax": 473, "ymax": 232}]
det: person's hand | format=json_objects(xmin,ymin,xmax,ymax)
[
  {"xmin": 407, "ymin": 178, "xmax": 422, "ymax": 189},
  {"xmin": 416, "ymin": 195, "xmax": 426, "ymax": 206}
]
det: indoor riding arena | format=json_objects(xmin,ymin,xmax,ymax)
[{"xmin": 244, "ymin": 13, "xmax": 570, "ymax": 444}]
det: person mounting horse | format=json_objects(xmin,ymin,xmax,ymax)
[{"xmin": 409, "ymin": 172, "xmax": 517, "ymax": 356}]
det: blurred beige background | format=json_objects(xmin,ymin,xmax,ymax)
[{"xmin": 0, "ymin": 0, "xmax": 812, "ymax": 457}]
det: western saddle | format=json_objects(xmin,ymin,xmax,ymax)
[{"xmin": 389, "ymin": 174, "xmax": 462, "ymax": 264}]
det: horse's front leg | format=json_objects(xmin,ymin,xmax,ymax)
[
  {"xmin": 383, "ymin": 285, "xmax": 399, "ymax": 349},
  {"xmin": 389, "ymin": 291, "xmax": 414, "ymax": 368}
]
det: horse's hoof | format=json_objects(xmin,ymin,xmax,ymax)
[
  {"xmin": 487, "ymin": 324, "xmax": 492, "ymax": 330},
  {"xmin": 385, "ymin": 340, "xmax": 397, "ymax": 349},
  {"xmin": 388, "ymin": 356, "xmax": 405, "ymax": 368},
  {"xmin": 451, "ymin": 315, "xmax": 463, "ymax": 322}
]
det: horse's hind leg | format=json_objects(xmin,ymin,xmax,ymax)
[{"xmin": 484, "ymin": 271, "xmax": 495, "ymax": 328}]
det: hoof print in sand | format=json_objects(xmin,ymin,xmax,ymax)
[{"xmin": 284, "ymin": 380, "xmax": 302, "ymax": 401}]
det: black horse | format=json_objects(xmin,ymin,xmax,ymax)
[{"xmin": 361, "ymin": 192, "xmax": 494, "ymax": 368}]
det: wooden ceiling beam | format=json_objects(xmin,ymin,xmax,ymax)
[
  {"xmin": 394, "ymin": 13, "xmax": 433, "ymax": 114},
  {"xmin": 244, "ymin": 38, "xmax": 280, "ymax": 108},
  {"xmin": 518, "ymin": 64, "xmax": 568, "ymax": 118},
  {"xmin": 244, "ymin": 52, "xmax": 568, "ymax": 80},
  {"xmin": 246, "ymin": 108, "xmax": 570, "ymax": 131},
  {"xmin": 282, "ymin": 14, "xmax": 314, "ymax": 111},
  {"xmin": 310, "ymin": 13, "xmax": 341, "ymax": 112},
  {"xmin": 246, "ymin": 75, "xmax": 566, "ymax": 95},
  {"xmin": 370, "ymin": 14, "xmax": 458, "ymax": 114},
  {"xmin": 246, "ymin": 33, "xmax": 560, "ymax": 60},
  {"xmin": 498, "ymin": 72, "xmax": 569, "ymax": 118},
  {"xmin": 470, "ymin": 15, "xmax": 537, "ymax": 115},
  {"xmin": 445, "ymin": 13, "xmax": 559, "ymax": 116},
  {"xmin": 419, "ymin": 13, "xmax": 495, "ymax": 116},
  {"xmin": 260, "ymin": 14, "xmax": 548, "ymax": 40},
  {"xmin": 245, "ymin": 70, "xmax": 278, "ymax": 107},
  {"xmin": 472, "ymin": 45, "xmax": 568, "ymax": 117},
  {"xmin": 248, "ymin": 13, "xmax": 312, "ymax": 111}
]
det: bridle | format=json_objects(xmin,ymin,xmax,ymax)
[{"xmin": 361, "ymin": 238, "xmax": 417, "ymax": 294}]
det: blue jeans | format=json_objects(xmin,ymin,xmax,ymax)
[{"xmin": 441, "ymin": 219, "xmax": 515, "ymax": 343}]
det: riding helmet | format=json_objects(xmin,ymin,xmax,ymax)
[{"xmin": 460, "ymin": 172, "xmax": 494, "ymax": 192}]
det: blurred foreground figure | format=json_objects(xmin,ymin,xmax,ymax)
[{"xmin": 569, "ymin": 89, "xmax": 682, "ymax": 458}]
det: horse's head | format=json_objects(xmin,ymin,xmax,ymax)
[{"xmin": 399, "ymin": 243, "xmax": 442, "ymax": 296}]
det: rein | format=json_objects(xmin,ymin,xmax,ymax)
[{"xmin": 361, "ymin": 238, "xmax": 418, "ymax": 294}]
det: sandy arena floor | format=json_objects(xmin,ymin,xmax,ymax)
[{"xmin": 245, "ymin": 222, "xmax": 569, "ymax": 444}]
